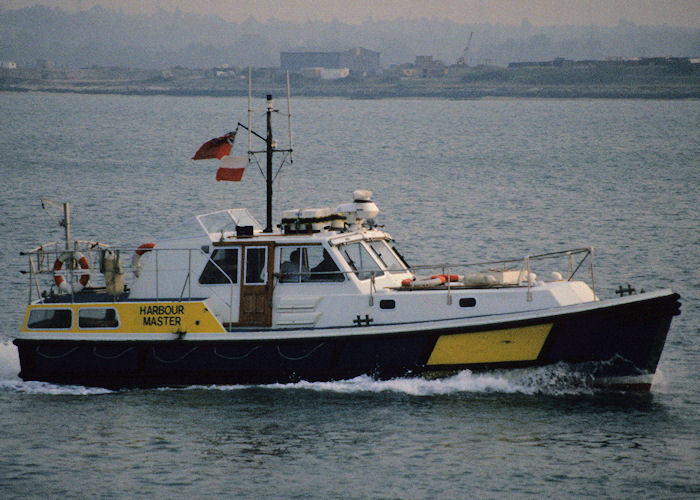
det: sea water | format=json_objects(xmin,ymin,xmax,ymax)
[{"xmin": 0, "ymin": 93, "xmax": 698, "ymax": 497}]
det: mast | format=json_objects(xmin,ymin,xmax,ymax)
[
  {"xmin": 286, "ymin": 71, "xmax": 294, "ymax": 164},
  {"xmin": 62, "ymin": 202, "xmax": 71, "ymax": 250},
  {"xmin": 265, "ymin": 94, "xmax": 274, "ymax": 233},
  {"xmin": 247, "ymin": 67, "xmax": 252, "ymax": 158},
  {"xmin": 40, "ymin": 199, "xmax": 72, "ymax": 249},
  {"xmin": 239, "ymin": 79, "xmax": 293, "ymax": 233}
]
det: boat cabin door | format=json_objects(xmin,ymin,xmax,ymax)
[{"xmin": 239, "ymin": 243, "xmax": 274, "ymax": 326}]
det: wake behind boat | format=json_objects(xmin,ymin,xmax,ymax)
[{"xmin": 13, "ymin": 88, "xmax": 680, "ymax": 391}]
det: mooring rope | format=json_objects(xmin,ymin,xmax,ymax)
[
  {"xmin": 213, "ymin": 345, "xmax": 260, "ymax": 360},
  {"xmin": 276, "ymin": 343, "xmax": 326, "ymax": 361},
  {"xmin": 35, "ymin": 346, "xmax": 79, "ymax": 359},
  {"xmin": 151, "ymin": 346, "xmax": 198, "ymax": 363},
  {"xmin": 92, "ymin": 346, "xmax": 136, "ymax": 360}
]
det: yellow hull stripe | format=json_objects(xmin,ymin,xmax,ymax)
[
  {"xmin": 22, "ymin": 302, "xmax": 225, "ymax": 335},
  {"xmin": 427, "ymin": 323, "xmax": 552, "ymax": 365}
]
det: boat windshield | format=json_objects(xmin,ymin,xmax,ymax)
[
  {"xmin": 337, "ymin": 242, "xmax": 384, "ymax": 280},
  {"xmin": 366, "ymin": 240, "xmax": 407, "ymax": 272},
  {"xmin": 196, "ymin": 209, "xmax": 262, "ymax": 234}
]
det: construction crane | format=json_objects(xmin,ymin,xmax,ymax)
[{"xmin": 456, "ymin": 32, "xmax": 473, "ymax": 66}]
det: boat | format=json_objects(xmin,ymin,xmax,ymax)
[{"xmin": 13, "ymin": 89, "xmax": 681, "ymax": 392}]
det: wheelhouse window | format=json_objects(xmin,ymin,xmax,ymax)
[
  {"xmin": 279, "ymin": 246, "xmax": 343, "ymax": 283},
  {"xmin": 199, "ymin": 248, "xmax": 239, "ymax": 284},
  {"xmin": 78, "ymin": 308, "xmax": 119, "ymax": 328},
  {"xmin": 388, "ymin": 240, "xmax": 411, "ymax": 269},
  {"xmin": 337, "ymin": 242, "xmax": 384, "ymax": 280},
  {"xmin": 27, "ymin": 308, "xmax": 72, "ymax": 329},
  {"xmin": 366, "ymin": 240, "xmax": 407, "ymax": 272},
  {"xmin": 245, "ymin": 247, "xmax": 268, "ymax": 284}
]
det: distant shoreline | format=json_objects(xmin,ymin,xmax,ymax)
[
  {"xmin": 3, "ymin": 85, "xmax": 699, "ymax": 100},
  {"xmin": 3, "ymin": 63, "xmax": 699, "ymax": 100}
]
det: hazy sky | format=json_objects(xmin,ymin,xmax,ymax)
[{"xmin": 4, "ymin": 0, "xmax": 700, "ymax": 27}]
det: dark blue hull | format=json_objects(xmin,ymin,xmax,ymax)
[{"xmin": 14, "ymin": 292, "xmax": 680, "ymax": 390}]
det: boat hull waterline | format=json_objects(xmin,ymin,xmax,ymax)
[{"xmin": 15, "ymin": 290, "xmax": 680, "ymax": 391}]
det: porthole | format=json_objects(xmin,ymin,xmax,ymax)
[
  {"xmin": 459, "ymin": 297, "xmax": 476, "ymax": 308},
  {"xmin": 380, "ymin": 299, "xmax": 396, "ymax": 310}
]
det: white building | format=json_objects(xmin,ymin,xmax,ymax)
[{"xmin": 300, "ymin": 67, "xmax": 350, "ymax": 80}]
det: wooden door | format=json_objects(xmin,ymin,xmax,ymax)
[{"xmin": 239, "ymin": 243, "xmax": 274, "ymax": 326}]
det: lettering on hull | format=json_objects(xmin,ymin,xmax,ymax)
[{"xmin": 139, "ymin": 304, "xmax": 185, "ymax": 327}]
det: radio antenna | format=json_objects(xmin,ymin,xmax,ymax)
[
  {"xmin": 286, "ymin": 71, "xmax": 294, "ymax": 163},
  {"xmin": 247, "ymin": 66, "xmax": 252, "ymax": 156}
]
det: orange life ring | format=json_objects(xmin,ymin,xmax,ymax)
[
  {"xmin": 134, "ymin": 242, "xmax": 155, "ymax": 256},
  {"xmin": 430, "ymin": 274, "xmax": 462, "ymax": 283},
  {"xmin": 401, "ymin": 274, "xmax": 463, "ymax": 288},
  {"xmin": 53, "ymin": 251, "xmax": 90, "ymax": 293},
  {"xmin": 132, "ymin": 242, "xmax": 155, "ymax": 277},
  {"xmin": 401, "ymin": 276, "xmax": 444, "ymax": 288}
]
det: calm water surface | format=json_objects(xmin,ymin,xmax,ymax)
[{"xmin": 0, "ymin": 93, "xmax": 698, "ymax": 498}]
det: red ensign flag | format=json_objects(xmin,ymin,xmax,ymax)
[{"xmin": 192, "ymin": 131, "xmax": 236, "ymax": 160}]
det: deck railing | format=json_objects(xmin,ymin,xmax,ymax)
[
  {"xmin": 22, "ymin": 242, "xmax": 595, "ymax": 317},
  {"xmin": 21, "ymin": 242, "xmax": 206, "ymax": 305},
  {"xmin": 406, "ymin": 247, "xmax": 595, "ymax": 302},
  {"xmin": 22, "ymin": 243, "xmax": 252, "ymax": 325}
]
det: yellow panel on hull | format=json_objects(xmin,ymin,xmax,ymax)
[
  {"xmin": 426, "ymin": 323, "xmax": 552, "ymax": 366},
  {"xmin": 21, "ymin": 302, "xmax": 225, "ymax": 334}
]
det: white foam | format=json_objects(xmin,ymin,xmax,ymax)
[
  {"xmin": 651, "ymin": 368, "xmax": 667, "ymax": 393},
  {"xmin": 271, "ymin": 372, "xmax": 523, "ymax": 396},
  {"xmin": 0, "ymin": 340, "xmax": 111, "ymax": 395},
  {"xmin": 262, "ymin": 363, "xmax": 594, "ymax": 396},
  {"xmin": 0, "ymin": 340, "xmax": 20, "ymax": 380},
  {"xmin": 149, "ymin": 364, "xmax": 596, "ymax": 396},
  {"xmin": 0, "ymin": 379, "xmax": 112, "ymax": 395}
]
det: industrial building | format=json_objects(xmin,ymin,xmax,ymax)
[{"xmin": 281, "ymin": 47, "xmax": 380, "ymax": 76}]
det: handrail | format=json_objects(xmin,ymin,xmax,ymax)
[
  {"xmin": 23, "ymin": 244, "xmax": 595, "ymax": 309},
  {"xmin": 402, "ymin": 247, "xmax": 595, "ymax": 301},
  {"xmin": 407, "ymin": 247, "xmax": 592, "ymax": 273},
  {"xmin": 198, "ymin": 249, "xmax": 236, "ymax": 325},
  {"xmin": 24, "ymin": 245, "xmax": 593, "ymax": 280},
  {"xmin": 24, "ymin": 244, "xmax": 241, "ymax": 323}
]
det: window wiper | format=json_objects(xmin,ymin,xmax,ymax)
[
  {"xmin": 373, "ymin": 249, "xmax": 387, "ymax": 266},
  {"xmin": 342, "ymin": 249, "xmax": 358, "ymax": 272}
]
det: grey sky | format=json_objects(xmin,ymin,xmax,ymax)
[{"xmin": 3, "ymin": 0, "xmax": 700, "ymax": 26}]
